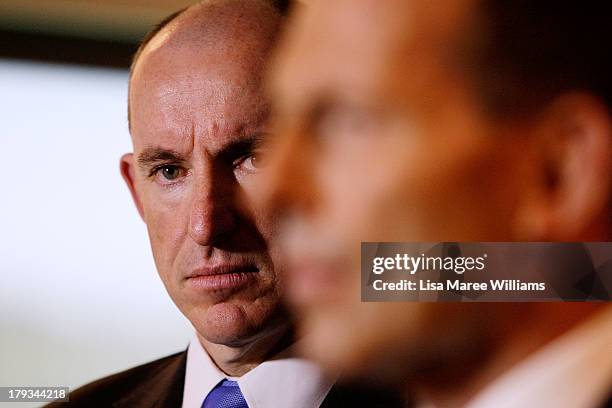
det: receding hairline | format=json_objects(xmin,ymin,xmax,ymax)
[
  {"xmin": 130, "ymin": 0, "xmax": 291, "ymax": 76},
  {"xmin": 127, "ymin": 0, "xmax": 292, "ymax": 131}
]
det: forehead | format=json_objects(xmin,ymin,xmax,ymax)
[
  {"xmin": 274, "ymin": 0, "xmax": 475, "ymax": 102},
  {"xmin": 129, "ymin": 1, "xmax": 279, "ymax": 151}
]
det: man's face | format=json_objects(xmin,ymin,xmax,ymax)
[
  {"xmin": 124, "ymin": 4, "xmax": 286, "ymax": 346},
  {"xmin": 262, "ymin": 0, "xmax": 535, "ymax": 379}
]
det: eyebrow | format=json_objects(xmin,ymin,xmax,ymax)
[
  {"xmin": 218, "ymin": 134, "xmax": 267, "ymax": 162},
  {"xmin": 136, "ymin": 147, "xmax": 185, "ymax": 168},
  {"xmin": 135, "ymin": 134, "xmax": 266, "ymax": 168}
]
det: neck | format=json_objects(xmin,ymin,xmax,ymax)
[
  {"xmin": 414, "ymin": 303, "xmax": 604, "ymax": 407},
  {"xmin": 197, "ymin": 320, "xmax": 293, "ymax": 377}
]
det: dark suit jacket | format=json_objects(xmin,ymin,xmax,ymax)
[{"xmin": 46, "ymin": 350, "xmax": 405, "ymax": 408}]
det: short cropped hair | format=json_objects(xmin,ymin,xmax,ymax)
[
  {"xmin": 470, "ymin": 0, "xmax": 612, "ymax": 117},
  {"xmin": 129, "ymin": 9, "xmax": 187, "ymax": 81}
]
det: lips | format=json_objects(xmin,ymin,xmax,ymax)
[{"xmin": 185, "ymin": 264, "xmax": 259, "ymax": 292}]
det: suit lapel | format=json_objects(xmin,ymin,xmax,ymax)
[
  {"xmin": 106, "ymin": 349, "xmax": 408, "ymax": 408},
  {"xmin": 320, "ymin": 383, "xmax": 405, "ymax": 408},
  {"xmin": 113, "ymin": 350, "xmax": 187, "ymax": 408}
]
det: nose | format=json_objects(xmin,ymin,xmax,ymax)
[
  {"xmin": 188, "ymin": 165, "xmax": 238, "ymax": 246},
  {"xmin": 256, "ymin": 124, "xmax": 318, "ymax": 220}
]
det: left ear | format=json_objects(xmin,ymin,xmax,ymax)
[
  {"xmin": 526, "ymin": 93, "xmax": 611, "ymax": 240},
  {"xmin": 120, "ymin": 153, "xmax": 146, "ymax": 221}
]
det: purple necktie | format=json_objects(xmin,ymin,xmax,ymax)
[{"xmin": 201, "ymin": 379, "xmax": 249, "ymax": 408}]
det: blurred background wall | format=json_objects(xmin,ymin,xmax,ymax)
[{"xmin": 0, "ymin": 2, "xmax": 196, "ymax": 407}]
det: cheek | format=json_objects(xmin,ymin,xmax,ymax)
[
  {"xmin": 317, "ymin": 129, "xmax": 519, "ymax": 244},
  {"xmin": 240, "ymin": 183, "xmax": 282, "ymax": 258},
  {"xmin": 243, "ymin": 185, "xmax": 277, "ymax": 241},
  {"xmin": 315, "ymin": 134, "xmax": 423, "ymax": 244},
  {"xmin": 142, "ymin": 186, "xmax": 188, "ymax": 273}
]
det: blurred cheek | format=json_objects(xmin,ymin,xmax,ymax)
[
  {"xmin": 319, "ymin": 129, "xmax": 516, "ymax": 247},
  {"xmin": 304, "ymin": 129, "xmax": 518, "ymax": 337}
]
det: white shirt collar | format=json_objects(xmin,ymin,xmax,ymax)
[
  {"xmin": 465, "ymin": 306, "xmax": 612, "ymax": 408},
  {"xmin": 182, "ymin": 333, "xmax": 334, "ymax": 408}
]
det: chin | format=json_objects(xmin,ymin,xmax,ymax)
[
  {"xmin": 297, "ymin": 304, "xmax": 424, "ymax": 387},
  {"xmin": 191, "ymin": 300, "xmax": 286, "ymax": 347},
  {"xmin": 196, "ymin": 303, "xmax": 255, "ymax": 344},
  {"xmin": 296, "ymin": 310, "xmax": 365, "ymax": 376}
]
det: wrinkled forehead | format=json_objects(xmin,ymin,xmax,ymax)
[
  {"xmin": 274, "ymin": 0, "xmax": 476, "ymax": 101},
  {"xmin": 131, "ymin": 33, "xmax": 270, "ymax": 116}
]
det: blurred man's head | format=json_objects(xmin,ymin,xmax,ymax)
[
  {"xmin": 261, "ymin": 0, "xmax": 611, "ymax": 387},
  {"xmin": 121, "ymin": 0, "xmax": 291, "ymax": 352}
]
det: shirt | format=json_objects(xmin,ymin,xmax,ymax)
[
  {"xmin": 181, "ymin": 333, "xmax": 335, "ymax": 408},
  {"xmin": 466, "ymin": 305, "xmax": 612, "ymax": 408}
]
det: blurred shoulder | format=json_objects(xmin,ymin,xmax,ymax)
[
  {"xmin": 321, "ymin": 382, "xmax": 407, "ymax": 408},
  {"xmin": 45, "ymin": 350, "xmax": 187, "ymax": 408}
]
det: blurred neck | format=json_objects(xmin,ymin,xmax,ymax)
[{"xmin": 416, "ymin": 303, "xmax": 603, "ymax": 407}]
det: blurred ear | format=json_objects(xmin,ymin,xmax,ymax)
[
  {"xmin": 515, "ymin": 94, "xmax": 611, "ymax": 240},
  {"xmin": 120, "ymin": 153, "xmax": 145, "ymax": 221}
]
